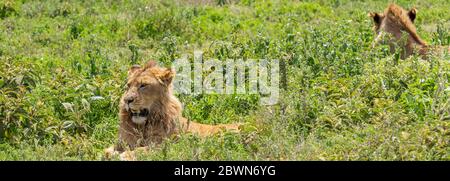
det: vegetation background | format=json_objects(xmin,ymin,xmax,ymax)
[{"xmin": 0, "ymin": 0, "xmax": 449, "ymax": 160}]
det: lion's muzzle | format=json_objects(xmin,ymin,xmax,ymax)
[{"xmin": 130, "ymin": 108, "xmax": 149, "ymax": 124}]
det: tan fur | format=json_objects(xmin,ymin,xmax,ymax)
[
  {"xmin": 369, "ymin": 4, "xmax": 449, "ymax": 59},
  {"xmin": 105, "ymin": 61, "xmax": 240, "ymax": 160}
]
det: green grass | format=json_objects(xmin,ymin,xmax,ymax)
[{"xmin": 0, "ymin": 0, "xmax": 449, "ymax": 160}]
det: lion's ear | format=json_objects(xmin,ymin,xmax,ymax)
[
  {"xmin": 368, "ymin": 12, "xmax": 383, "ymax": 25},
  {"xmin": 145, "ymin": 60, "xmax": 157, "ymax": 69},
  {"xmin": 128, "ymin": 65, "xmax": 141, "ymax": 76},
  {"xmin": 157, "ymin": 68, "xmax": 176, "ymax": 86},
  {"xmin": 408, "ymin": 8, "xmax": 417, "ymax": 22}
]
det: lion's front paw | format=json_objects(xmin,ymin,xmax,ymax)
[
  {"xmin": 104, "ymin": 146, "xmax": 119, "ymax": 160},
  {"xmin": 119, "ymin": 151, "xmax": 136, "ymax": 161}
]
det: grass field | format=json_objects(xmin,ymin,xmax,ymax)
[{"xmin": 0, "ymin": 0, "xmax": 449, "ymax": 160}]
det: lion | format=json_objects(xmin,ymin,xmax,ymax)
[
  {"xmin": 369, "ymin": 3, "xmax": 449, "ymax": 59},
  {"xmin": 105, "ymin": 60, "xmax": 240, "ymax": 160}
]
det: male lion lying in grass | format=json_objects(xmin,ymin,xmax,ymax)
[
  {"xmin": 105, "ymin": 61, "xmax": 240, "ymax": 160},
  {"xmin": 369, "ymin": 3, "xmax": 449, "ymax": 59}
]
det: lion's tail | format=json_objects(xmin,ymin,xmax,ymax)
[{"xmin": 180, "ymin": 118, "xmax": 241, "ymax": 137}]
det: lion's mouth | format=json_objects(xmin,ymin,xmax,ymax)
[
  {"xmin": 130, "ymin": 108, "xmax": 149, "ymax": 124},
  {"xmin": 131, "ymin": 108, "xmax": 149, "ymax": 117}
]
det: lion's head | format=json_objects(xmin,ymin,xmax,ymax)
[
  {"xmin": 369, "ymin": 4, "xmax": 427, "ymax": 59},
  {"xmin": 121, "ymin": 61, "xmax": 176, "ymax": 125}
]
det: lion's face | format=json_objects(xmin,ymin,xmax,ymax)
[{"xmin": 122, "ymin": 61, "xmax": 175, "ymax": 124}]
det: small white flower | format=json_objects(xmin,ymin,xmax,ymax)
[
  {"xmin": 90, "ymin": 96, "xmax": 105, "ymax": 100},
  {"xmin": 445, "ymin": 87, "xmax": 450, "ymax": 92}
]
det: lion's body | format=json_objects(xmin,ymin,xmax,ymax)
[
  {"xmin": 117, "ymin": 94, "xmax": 239, "ymax": 150},
  {"xmin": 108, "ymin": 61, "xmax": 240, "ymax": 158},
  {"xmin": 370, "ymin": 4, "xmax": 449, "ymax": 59}
]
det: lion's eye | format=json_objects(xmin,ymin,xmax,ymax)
[{"xmin": 139, "ymin": 84, "xmax": 147, "ymax": 90}]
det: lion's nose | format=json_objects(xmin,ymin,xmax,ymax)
[{"xmin": 125, "ymin": 97, "xmax": 134, "ymax": 104}]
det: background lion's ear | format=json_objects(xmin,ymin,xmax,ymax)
[
  {"xmin": 368, "ymin": 12, "xmax": 383, "ymax": 25},
  {"xmin": 128, "ymin": 65, "xmax": 141, "ymax": 76},
  {"xmin": 408, "ymin": 8, "xmax": 417, "ymax": 22}
]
